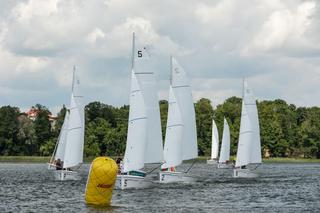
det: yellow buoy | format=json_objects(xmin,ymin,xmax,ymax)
[{"xmin": 85, "ymin": 157, "xmax": 118, "ymax": 205}]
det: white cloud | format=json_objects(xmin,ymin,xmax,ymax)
[
  {"xmin": 0, "ymin": 0, "xmax": 320, "ymax": 111},
  {"xmin": 243, "ymin": 1, "xmax": 318, "ymax": 56}
]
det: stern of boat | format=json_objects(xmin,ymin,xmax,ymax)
[
  {"xmin": 207, "ymin": 159, "xmax": 218, "ymax": 165},
  {"xmin": 53, "ymin": 170, "xmax": 81, "ymax": 181},
  {"xmin": 159, "ymin": 171, "xmax": 196, "ymax": 183},
  {"xmin": 233, "ymin": 168, "xmax": 258, "ymax": 178},
  {"xmin": 115, "ymin": 174, "xmax": 152, "ymax": 190}
]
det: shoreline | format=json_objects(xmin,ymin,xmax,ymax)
[{"xmin": 0, "ymin": 156, "xmax": 319, "ymax": 163}]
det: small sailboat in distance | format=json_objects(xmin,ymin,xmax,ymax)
[
  {"xmin": 207, "ymin": 119, "xmax": 219, "ymax": 164},
  {"xmin": 159, "ymin": 56, "xmax": 198, "ymax": 183},
  {"xmin": 115, "ymin": 33, "xmax": 163, "ymax": 189},
  {"xmin": 217, "ymin": 118, "xmax": 234, "ymax": 169},
  {"xmin": 48, "ymin": 66, "xmax": 84, "ymax": 181},
  {"xmin": 233, "ymin": 79, "xmax": 262, "ymax": 178}
]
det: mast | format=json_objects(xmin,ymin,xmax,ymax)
[
  {"xmin": 131, "ymin": 32, "xmax": 135, "ymax": 71},
  {"xmin": 170, "ymin": 55, "xmax": 173, "ymax": 85},
  {"xmin": 72, "ymin": 65, "xmax": 76, "ymax": 93}
]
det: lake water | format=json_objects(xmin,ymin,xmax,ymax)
[{"xmin": 0, "ymin": 162, "xmax": 319, "ymax": 212}]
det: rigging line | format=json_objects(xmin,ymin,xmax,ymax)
[
  {"xmin": 251, "ymin": 163, "xmax": 261, "ymax": 171},
  {"xmin": 147, "ymin": 163, "xmax": 163, "ymax": 175},
  {"xmin": 184, "ymin": 158, "xmax": 197, "ymax": 173},
  {"xmin": 172, "ymin": 85, "xmax": 190, "ymax": 89}
]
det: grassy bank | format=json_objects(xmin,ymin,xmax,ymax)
[
  {"xmin": 262, "ymin": 157, "xmax": 320, "ymax": 163},
  {"xmin": 0, "ymin": 156, "xmax": 99, "ymax": 163},
  {"xmin": 0, "ymin": 156, "xmax": 319, "ymax": 163}
]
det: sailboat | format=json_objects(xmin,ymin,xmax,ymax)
[
  {"xmin": 217, "ymin": 118, "xmax": 233, "ymax": 169},
  {"xmin": 116, "ymin": 33, "xmax": 163, "ymax": 190},
  {"xmin": 48, "ymin": 66, "xmax": 85, "ymax": 181},
  {"xmin": 159, "ymin": 57, "xmax": 198, "ymax": 183},
  {"xmin": 233, "ymin": 79, "xmax": 262, "ymax": 178},
  {"xmin": 207, "ymin": 119, "xmax": 219, "ymax": 164}
]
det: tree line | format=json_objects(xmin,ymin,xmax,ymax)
[{"xmin": 0, "ymin": 97, "xmax": 319, "ymax": 158}]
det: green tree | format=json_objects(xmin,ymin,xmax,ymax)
[{"xmin": 0, "ymin": 106, "xmax": 20, "ymax": 155}]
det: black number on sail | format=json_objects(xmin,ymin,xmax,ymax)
[{"xmin": 137, "ymin": 50, "xmax": 143, "ymax": 58}]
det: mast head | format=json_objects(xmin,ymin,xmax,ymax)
[
  {"xmin": 170, "ymin": 55, "xmax": 173, "ymax": 85},
  {"xmin": 72, "ymin": 65, "xmax": 76, "ymax": 92}
]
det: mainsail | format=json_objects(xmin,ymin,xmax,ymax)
[
  {"xmin": 218, "ymin": 118, "xmax": 230, "ymax": 163},
  {"xmin": 123, "ymin": 33, "xmax": 163, "ymax": 172},
  {"xmin": 235, "ymin": 79, "xmax": 262, "ymax": 167},
  {"xmin": 171, "ymin": 57, "xmax": 198, "ymax": 161},
  {"xmin": 63, "ymin": 69, "xmax": 84, "ymax": 169},
  {"xmin": 133, "ymin": 36, "xmax": 163, "ymax": 164},
  {"xmin": 211, "ymin": 119, "xmax": 219, "ymax": 159}
]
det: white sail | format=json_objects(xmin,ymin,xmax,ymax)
[
  {"xmin": 54, "ymin": 110, "xmax": 70, "ymax": 161},
  {"xmin": 63, "ymin": 96, "xmax": 84, "ymax": 168},
  {"xmin": 171, "ymin": 57, "xmax": 198, "ymax": 161},
  {"xmin": 219, "ymin": 118, "xmax": 230, "ymax": 163},
  {"xmin": 133, "ymin": 35, "xmax": 163, "ymax": 164},
  {"xmin": 162, "ymin": 87, "xmax": 183, "ymax": 169},
  {"xmin": 123, "ymin": 71, "xmax": 148, "ymax": 172},
  {"xmin": 62, "ymin": 69, "xmax": 84, "ymax": 169},
  {"xmin": 235, "ymin": 79, "xmax": 261, "ymax": 167},
  {"xmin": 211, "ymin": 119, "xmax": 219, "ymax": 159},
  {"xmin": 243, "ymin": 80, "xmax": 262, "ymax": 164}
]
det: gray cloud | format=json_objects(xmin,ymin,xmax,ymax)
[{"xmin": 0, "ymin": 0, "xmax": 320, "ymax": 114}]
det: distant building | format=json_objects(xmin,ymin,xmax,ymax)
[{"xmin": 25, "ymin": 107, "xmax": 57, "ymax": 128}]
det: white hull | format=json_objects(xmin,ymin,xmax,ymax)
[
  {"xmin": 159, "ymin": 171, "xmax": 196, "ymax": 183},
  {"xmin": 115, "ymin": 175, "xmax": 153, "ymax": 190},
  {"xmin": 207, "ymin": 159, "xmax": 218, "ymax": 165},
  {"xmin": 218, "ymin": 162, "xmax": 234, "ymax": 169},
  {"xmin": 53, "ymin": 170, "xmax": 81, "ymax": 181},
  {"xmin": 233, "ymin": 168, "xmax": 258, "ymax": 178}
]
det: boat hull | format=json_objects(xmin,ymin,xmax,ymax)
[
  {"xmin": 207, "ymin": 159, "xmax": 218, "ymax": 165},
  {"xmin": 233, "ymin": 168, "xmax": 258, "ymax": 178},
  {"xmin": 53, "ymin": 170, "xmax": 81, "ymax": 181},
  {"xmin": 159, "ymin": 171, "xmax": 196, "ymax": 183},
  {"xmin": 115, "ymin": 175, "xmax": 153, "ymax": 190},
  {"xmin": 218, "ymin": 163, "xmax": 234, "ymax": 169}
]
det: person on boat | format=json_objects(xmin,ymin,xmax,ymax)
[
  {"xmin": 56, "ymin": 158, "xmax": 63, "ymax": 170},
  {"xmin": 116, "ymin": 158, "xmax": 123, "ymax": 174}
]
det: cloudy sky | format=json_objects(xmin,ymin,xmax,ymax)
[{"xmin": 0, "ymin": 0, "xmax": 320, "ymax": 114}]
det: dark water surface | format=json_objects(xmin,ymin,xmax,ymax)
[{"xmin": 0, "ymin": 162, "xmax": 319, "ymax": 212}]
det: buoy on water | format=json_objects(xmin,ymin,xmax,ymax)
[{"xmin": 85, "ymin": 157, "xmax": 118, "ymax": 205}]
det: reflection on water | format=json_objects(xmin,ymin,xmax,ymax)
[{"xmin": 0, "ymin": 162, "xmax": 319, "ymax": 212}]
